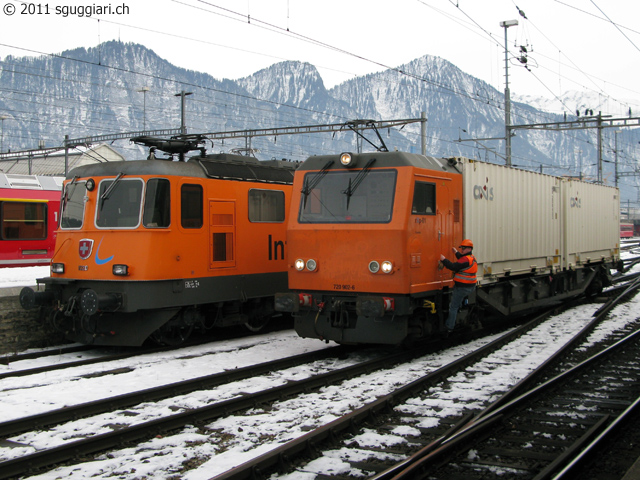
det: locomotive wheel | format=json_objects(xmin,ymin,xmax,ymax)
[
  {"xmin": 244, "ymin": 314, "xmax": 270, "ymax": 332},
  {"xmin": 586, "ymin": 274, "xmax": 604, "ymax": 297},
  {"xmin": 151, "ymin": 323, "xmax": 194, "ymax": 346},
  {"xmin": 151, "ymin": 307, "xmax": 203, "ymax": 346}
]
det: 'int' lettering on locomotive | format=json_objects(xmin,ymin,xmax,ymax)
[{"xmin": 268, "ymin": 234, "xmax": 285, "ymax": 260}]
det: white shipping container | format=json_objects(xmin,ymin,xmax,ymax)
[
  {"xmin": 460, "ymin": 158, "xmax": 562, "ymax": 283},
  {"xmin": 562, "ymin": 178, "xmax": 620, "ymax": 268},
  {"xmin": 458, "ymin": 158, "xmax": 620, "ymax": 283}
]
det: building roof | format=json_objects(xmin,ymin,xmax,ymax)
[{"xmin": 0, "ymin": 144, "xmax": 125, "ymax": 176}]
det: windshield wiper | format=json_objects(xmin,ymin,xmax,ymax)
[
  {"xmin": 101, "ymin": 173, "xmax": 124, "ymax": 200},
  {"xmin": 342, "ymin": 158, "xmax": 376, "ymax": 209},
  {"xmin": 100, "ymin": 172, "xmax": 125, "ymax": 208},
  {"xmin": 61, "ymin": 176, "xmax": 79, "ymax": 209},
  {"xmin": 302, "ymin": 160, "xmax": 333, "ymax": 208}
]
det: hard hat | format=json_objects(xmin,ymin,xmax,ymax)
[{"xmin": 459, "ymin": 239, "xmax": 474, "ymax": 248}]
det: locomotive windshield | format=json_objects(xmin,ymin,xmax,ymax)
[
  {"xmin": 96, "ymin": 178, "xmax": 144, "ymax": 228},
  {"xmin": 298, "ymin": 169, "xmax": 396, "ymax": 223},
  {"xmin": 60, "ymin": 180, "xmax": 86, "ymax": 229}
]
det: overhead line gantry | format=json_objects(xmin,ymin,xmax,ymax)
[
  {"xmin": 0, "ymin": 117, "xmax": 428, "ymax": 175},
  {"xmin": 510, "ymin": 113, "xmax": 640, "ymax": 183}
]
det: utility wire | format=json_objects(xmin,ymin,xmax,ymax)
[
  {"xmin": 590, "ymin": 0, "xmax": 640, "ymax": 54},
  {"xmin": 0, "ymin": 2, "xmax": 632, "ymax": 172},
  {"xmin": 555, "ymin": 0, "xmax": 640, "ymax": 36},
  {"xmin": 183, "ymin": 0, "xmax": 501, "ymax": 107}
]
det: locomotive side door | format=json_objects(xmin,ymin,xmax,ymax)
[
  {"xmin": 410, "ymin": 175, "xmax": 454, "ymax": 289},
  {"xmin": 209, "ymin": 200, "xmax": 236, "ymax": 269},
  {"xmin": 435, "ymin": 179, "xmax": 454, "ymax": 284}
]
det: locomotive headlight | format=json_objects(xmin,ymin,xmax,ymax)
[
  {"xmin": 306, "ymin": 259, "xmax": 317, "ymax": 272},
  {"xmin": 51, "ymin": 263, "xmax": 65, "ymax": 274},
  {"xmin": 381, "ymin": 261, "xmax": 393, "ymax": 274},
  {"xmin": 339, "ymin": 152, "xmax": 355, "ymax": 167},
  {"xmin": 85, "ymin": 178, "xmax": 95, "ymax": 191},
  {"xmin": 368, "ymin": 261, "xmax": 380, "ymax": 273},
  {"xmin": 295, "ymin": 259, "xmax": 305, "ymax": 271},
  {"xmin": 112, "ymin": 264, "xmax": 129, "ymax": 276}
]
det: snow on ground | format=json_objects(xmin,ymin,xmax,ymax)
[
  {"xmin": 0, "ymin": 265, "xmax": 48, "ymax": 288},
  {"xmin": 0, "ymin": 250, "xmax": 638, "ymax": 479},
  {"xmin": 0, "ymin": 332, "xmax": 337, "ymax": 423}
]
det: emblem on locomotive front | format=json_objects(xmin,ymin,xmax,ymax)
[{"xmin": 79, "ymin": 239, "xmax": 94, "ymax": 260}]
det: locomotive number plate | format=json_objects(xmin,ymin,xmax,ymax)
[{"xmin": 333, "ymin": 284, "xmax": 356, "ymax": 291}]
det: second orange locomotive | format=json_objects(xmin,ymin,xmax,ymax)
[{"xmin": 276, "ymin": 151, "xmax": 621, "ymax": 345}]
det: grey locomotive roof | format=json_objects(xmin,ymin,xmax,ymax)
[
  {"xmin": 66, "ymin": 154, "xmax": 297, "ymax": 185},
  {"xmin": 298, "ymin": 151, "xmax": 459, "ymax": 174}
]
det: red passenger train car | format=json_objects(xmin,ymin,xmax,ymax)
[
  {"xmin": 620, "ymin": 223, "xmax": 633, "ymax": 238},
  {"xmin": 0, "ymin": 174, "xmax": 63, "ymax": 267},
  {"xmin": 21, "ymin": 152, "xmax": 296, "ymax": 346}
]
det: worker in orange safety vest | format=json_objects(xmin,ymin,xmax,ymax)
[{"xmin": 439, "ymin": 239, "xmax": 477, "ymax": 333}]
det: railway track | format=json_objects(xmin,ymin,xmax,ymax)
[
  {"xmin": 1, "ymin": 280, "xmax": 638, "ymax": 479},
  {"xmin": 0, "ymin": 339, "xmax": 446, "ymax": 478},
  {"xmin": 208, "ymin": 287, "xmax": 640, "ymax": 480},
  {"xmin": 0, "ymin": 320, "xmax": 291, "ymax": 380},
  {"xmin": 0, "ymin": 311, "xmax": 559, "ymax": 478},
  {"xmin": 364, "ymin": 280, "xmax": 640, "ymax": 480},
  {"xmin": 0, "ymin": 345, "xmax": 167, "ymax": 380},
  {"xmin": 383, "ymin": 326, "xmax": 640, "ymax": 480},
  {"xmin": 0, "ymin": 343, "xmax": 87, "ymax": 365},
  {"xmin": 0, "ymin": 346, "xmax": 349, "ymax": 440}
]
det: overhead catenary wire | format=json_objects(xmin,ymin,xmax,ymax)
[
  {"xmin": 0, "ymin": 41, "xmax": 510, "ymax": 158},
  {"xmin": 0, "ymin": 1, "xmax": 636, "ymax": 181},
  {"xmin": 590, "ymin": 0, "xmax": 640, "ymax": 54},
  {"xmin": 0, "ymin": 1, "xmax": 599, "ymax": 130}
]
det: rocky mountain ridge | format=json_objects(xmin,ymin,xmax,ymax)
[{"xmin": 0, "ymin": 41, "xmax": 637, "ymax": 199}]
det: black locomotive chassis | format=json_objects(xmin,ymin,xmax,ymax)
[
  {"xmin": 293, "ymin": 263, "xmax": 614, "ymax": 344},
  {"xmin": 26, "ymin": 271, "xmax": 288, "ymax": 346}
]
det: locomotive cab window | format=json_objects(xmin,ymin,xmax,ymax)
[
  {"xmin": 143, "ymin": 178, "xmax": 171, "ymax": 228},
  {"xmin": 181, "ymin": 184, "xmax": 203, "ymax": 229},
  {"xmin": 1, "ymin": 201, "xmax": 47, "ymax": 240},
  {"xmin": 96, "ymin": 178, "xmax": 144, "ymax": 228},
  {"xmin": 249, "ymin": 189, "xmax": 285, "ymax": 222},
  {"xmin": 412, "ymin": 181, "xmax": 436, "ymax": 215},
  {"xmin": 299, "ymin": 169, "xmax": 396, "ymax": 223},
  {"xmin": 60, "ymin": 180, "xmax": 86, "ymax": 229}
]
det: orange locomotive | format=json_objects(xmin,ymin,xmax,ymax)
[
  {"xmin": 275, "ymin": 151, "xmax": 620, "ymax": 345},
  {"xmin": 20, "ymin": 152, "xmax": 296, "ymax": 346}
]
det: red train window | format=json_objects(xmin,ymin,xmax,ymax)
[{"xmin": 1, "ymin": 201, "xmax": 47, "ymax": 240}]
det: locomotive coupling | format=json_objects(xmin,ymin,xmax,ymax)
[
  {"xmin": 19, "ymin": 287, "xmax": 54, "ymax": 309},
  {"xmin": 79, "ymin": 289, "xmax": 123, "ymax": 316},
  {"xmin": 356, "ymin": 296, "xmax": 395, "ymax": 317}
]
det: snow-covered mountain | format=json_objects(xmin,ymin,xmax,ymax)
[{"xmin": 0, "ymin": 41, "xmax": 637, "ymax": 200}]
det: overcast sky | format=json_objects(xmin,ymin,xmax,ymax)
[{"xmin": 1, "ymin": 0, "xmax": 639, "ymax": 113}]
